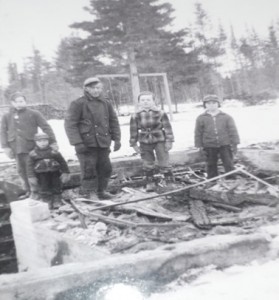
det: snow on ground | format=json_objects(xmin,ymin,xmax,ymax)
[
  {"xmin": 1, "ymin": 100, "xmax": 279, "ymax": 163},
  {"xmin": 148, "ymin": 259, "xmax": 279, "ymax": 300},
  {"xmin": 50, "ymin": 99, "xmax": 279, "ymax": 161}
]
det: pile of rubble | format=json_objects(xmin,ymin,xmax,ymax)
[{"xmin": 48, "ymin": 164, "xmax": 279, "ymax": 255}]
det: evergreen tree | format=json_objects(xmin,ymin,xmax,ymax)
[
  {"xmin": 192, "ymin": 2, "xmax": 226, "ymax": 96},
  {"xmin": 69, "ymin": 0, "xmax": 196, "ymax": 103},
  {"xmin": 263, "ymin": 24, "xmax": 279, "ymax": 89}
]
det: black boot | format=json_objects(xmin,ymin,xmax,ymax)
[
  {"xmin": 163, "ymin": 170, "xmax": 175, "ymax": 183},
  {"xmin": 97, "ymin": 177, "xmax": 113, "ymax": 200},
  {"xmin": 144, "ymin": 170, "xmax": 156, "ymax": 192}
]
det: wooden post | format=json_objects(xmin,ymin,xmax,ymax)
[
  {"xmin": 128, "ymin": 48, "xmax": 141, "ymax": 109},
  {"xmin": 97, "ymin": 72, "xmax": 173, "ymax": 119},
  {"xmin": 162, "ymin": 73, "xmax": 173, "ymax": 121}
]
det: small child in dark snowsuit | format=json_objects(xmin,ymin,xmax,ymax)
[
  {"xmin": 194, "ymin": 94, "xmax": 240, "ymax": 179},
  {"xmin": 27, "ymin": 132, "xmax": 70, "ymax": 208},
  {"xmin": 129, "ymin": 91, "xmax": 174, "ymax": 191}
]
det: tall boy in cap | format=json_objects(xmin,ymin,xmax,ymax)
[
  {"xmin": 194, "ymin": 94, "xmax": 240, "ymax": 178},
  {"xmin": 27, "ymin": 132, "xmax": 70, "ymax": 208},
  {"xmin": 129, "ymin": 91, "xmax": 174, "ymax": 192},
  {"xmin": 0, "ymin": 92, "xmax": 58, "ymax": 198},
  {"xmin": 64, "ymin": 77, "xmax": 121, "ymax": 199}
]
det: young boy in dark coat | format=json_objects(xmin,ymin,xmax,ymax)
[
  {"xmin": 130, "ymin": 91, "xmax": 174, "ymax": 191},
  {"xmin": 0, "ymin": 92, "xmax": 58, "ymax": 199},
  {"xmin": 194, "ymin": 94, "xmax": 240, "ymax": 179},
  {"xmin": 27, "ymin": 132, "xmax": 70, "ymax": 208}
]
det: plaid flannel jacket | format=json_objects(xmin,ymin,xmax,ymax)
[{"xmin": 129, "ymin": 106, "xmax": 174, "ymax": 146}]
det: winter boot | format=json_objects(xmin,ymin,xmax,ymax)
[
  {"xmin": 144, "ymin": 170, "xmax": 156, "ymax": 192},
  {"xmin": 52, "ymin": 194, "xmax": 63, "ymax": 209},
  {"xmin": 97, "ymin": 177, "xmax": 113, "ymax": 200},
  {"xmin": 78, "ymin": 187, "xmax": 91, "ymax": 199},
  {"xmin": 41, "ymin": 194, "xmax": 53, "ymax": 210},
  {"xmin": 163, "ymin": 170, "xmax": 175, "ymax": 183}
]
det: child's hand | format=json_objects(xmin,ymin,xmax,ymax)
[
  {"xmin": 60, "ymin": 173, "xmax": 70, "ymax": 184},
  {"xmin": 132, "ymin": 144, "xmax": 141, "ymax": 154},
  {"xmin": 29, "ymin": 177, "xmax": 39, "ymax": 192},
  {"xmin": 50, "ymin": 143, "xmax": 59, "ymax": 152},
  {"xmin": 165, "ymin": 141, "xmax": 173, "ymax": 151},
  {"xmin": 199, "ymin": 148, "xmax": 206, "ymax": 157}
]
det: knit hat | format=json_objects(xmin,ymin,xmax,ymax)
[
  {"xmin": 10, "ymin": 92, "xmax": 26, "ymax": 102},
  {"xmin": 83, "ymin": 77, "xmax": 101, "ymax": 87},
  {"xmin": 203, "ymin": 94, "xmax": 221, "ymax": 107},
  {"xmin": 34, "ymin": 132, "xmax": 49, "ymax": 141}
]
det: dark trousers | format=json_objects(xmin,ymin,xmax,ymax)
[
  {"xmin": 77, "ymin": 148, "xmax": 112, "ymax": 192},
  {"xmin": 16, "ymin": 153, "xmax": 30, "ymax": 192},
  {"xmin": 36, "ymin": 171, "xmax": 62, "ymax": 195},
  {"xmin": 204, "ymin": 145, "xmax": 234, "ymax": 179}
]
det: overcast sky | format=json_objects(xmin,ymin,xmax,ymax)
[{"xmin": 0, "ymin": 0, "xmax": 278, "ymax": 86}]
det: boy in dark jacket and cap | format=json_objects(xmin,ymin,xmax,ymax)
[
  {"xmin": 27, "ymin": 132, "xmax": 70, "ymax": 208},
  {"xmin": 194, "ymin": 94, "xmax": 240, "ymax": 179},
  {"xmin": 0, "ymin": 92, "xmax": 58, "ymax": 199},
  {"xmin": 130, "ymin": 91, "xmax": 174, "ymax": 192},
  {"xmin": 64, "ymin": 77, "xmax": 121, "ymax": 200}
]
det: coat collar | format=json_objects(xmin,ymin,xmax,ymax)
[
  {"xmin": 84, "ymin": 91, "xmax": 105, "ymax": 102},
  {"xmin": 136, "ymin": 105, "xmax": 161, "ymax": 113},
  {"xmin": 10, "ymin": 107, "xmax": 27, "ymax": 114},
  {"xmin": 202, "ymin": 110, "xmax": 224, "ymax": 117}
]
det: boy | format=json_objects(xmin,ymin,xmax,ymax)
[
  {"xmin": 64, "ymin": 77, "xmax": 121, "ymax": 200},
  {"xmin": 194, "ymin": 94, "xmax": 240, "ymax": 179},
  {"xmin": 0, "ymin": 92, "xmax": 58, "ymax": 199},
  {"xmin": 27, "ymin": 132, "xmax": 70, "ymax": 209},
  {"xmin": 129, "ymin": 91, "xmax": 174, "ymax": 191}
]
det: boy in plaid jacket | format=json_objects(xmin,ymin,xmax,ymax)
[{"xmin": 130, "ymin": 91, "xmax": 174, "ymax": 191}]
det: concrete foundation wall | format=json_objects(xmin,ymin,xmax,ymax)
[
  {"xmin": 10, "ymin": 199, "xmax": 107, "ymax": 272},
  {"xmin": 0, "ymin": 229, "xmax": 278, "ymax": 300}
]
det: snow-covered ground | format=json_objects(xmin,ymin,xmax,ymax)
[
  {"xmin": 1, "ymin": 100, "xmax": 279, "ymax": 163},
  {"xmin": 148, "ymin": 259, "xmax": 279, "ymax": 300},
  {"xmin": 51, "ymin": 99, "xmax": 279, "ymax": 161}
]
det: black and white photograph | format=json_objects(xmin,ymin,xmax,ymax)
[{"xmin": 1, "ymin": 0, "xmax": 279, "ymax": 299}]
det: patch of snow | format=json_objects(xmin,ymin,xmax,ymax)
[
  {"xmin": 148, "ymin": 259, "xmax": 279, "ymax": 300},
  {"xmin": 1, "ymin": 100, "xmax": 279, "ymax": 163}
]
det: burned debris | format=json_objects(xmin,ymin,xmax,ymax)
[{"xmin": 47, "ymin": 161, "xmax": 279, "ymax": 255}]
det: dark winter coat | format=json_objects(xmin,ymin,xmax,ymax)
[
  {"xmin": 0, "ymin": 107, "xmax": 56, "ymax": 154},
  {"xmin": 194, "ymin": 111, "xmax": 240, "ymax": 148},
  {"xmin": 129, "ymin": 106, "xmax": 174, "ymax": 146},
  {"xmin": 27, "ymin": 146, "xmax": 69, "ymax": 177},
  {"xmin": 64, "ymin": 93, "xmax": 121, "ymax": 148}
]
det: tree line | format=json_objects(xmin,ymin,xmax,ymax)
[{"xmin": 2, "ymin": 0, "xmax": 279, "ymax": 110}]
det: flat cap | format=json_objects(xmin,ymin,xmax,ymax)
[
  {"xmin": 10, "ymin": 92, "xmax": 26, "ymax": 102},
  {"xmin": 83, "ymin": 77, "xmax": 101, "ymax": 87}
]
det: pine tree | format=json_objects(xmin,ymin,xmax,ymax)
[
  {"xmin": 263, "ymin": 24, "xmax": 279, "ymax": 89},
  {"xmin": 69, "ymin": 0, "xmax": 194, "ymax": 104},
  {"xmin": 192, "ymin": 2, "xmax": 226, "ymax": 96}
]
